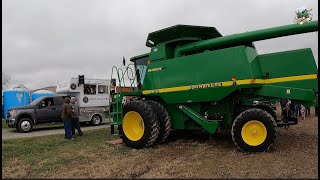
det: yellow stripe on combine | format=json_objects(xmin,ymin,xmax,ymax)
[
  {"xmin": 158, "ymin": 86, "xmax": 190, "ymax": 93},
  {"xmin": 142, "ymin": 74, "xmax": 317, "ymax": 95},
  {"xmin": 263, "ymin": 74, "xmax": 317, "ymax": 84}
]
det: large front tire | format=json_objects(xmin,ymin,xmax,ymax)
[
  {"xmin": 17, "ymin": 118, "xmax": 33, "ymax": 133},
  {"xmin": 231, "ymin": 108, "xmax": 277, "ymax": 152},
  {"xmin": 121, "ymin": 100, "xmax": 159, "ymax": 149},
  {"xmin": 146, "ymin": 100, "xmax": 171, "ymax": 144}
]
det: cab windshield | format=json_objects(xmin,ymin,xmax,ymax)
[
  {"xmin": 133, "ymin": 55, "xmax": 148, "ymax": 87},
  {"xmin": 29, "ymin": 97, "xmax": 45, "ymax": 106}
]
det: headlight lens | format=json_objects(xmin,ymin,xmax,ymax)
[{"xmin": 9, "ymin": 110, "xmax": 17, "ymax": 116}]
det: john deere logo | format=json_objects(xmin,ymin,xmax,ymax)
[
  {"xmin": 83, "ymin": 96, "xmax": 88, "ymax": 103},
  {"xmin": 70, "ymin": 83, "xmax": 77, "ymax": 90},
  {"xmin": 286, "ymin": 89, "xmax": 291, "ymax": 94},
  {"xmin": 16, "ymin": 94, "xmax": 23, "ymax": 102}
]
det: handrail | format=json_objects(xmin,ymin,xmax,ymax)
[{"xmin": 110, "ymin": 64, "xmax": 139, "ymax": 94}]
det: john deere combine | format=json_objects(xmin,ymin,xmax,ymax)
[{"xmin": 110, "ymin": 21, "xmax": 318, "ymax": 152}]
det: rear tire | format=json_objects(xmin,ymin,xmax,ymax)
[
  {"xmin": 90, "ymin": 114, "xmax": 102, "ymax": 126},
  {"xmin": 231, "ymin": 108, "xmax": 277, "ymax": 152},
  {"xmin": 121, "ymin": 100, "xmax": 159, "ymax": 149},
  {"xmin": 254, "ymin": 104, "xmax": 278, "ymax": 121},
  {"xmin": 17, "ymin": 118, "xmax": 33, "ymax": 133},
  {"xmin": 146, "ymin": 100, "xmax": 171, "ymax": 144}
]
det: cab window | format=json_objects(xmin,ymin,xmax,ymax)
[
  {"xmin": 133, "ymin": 56, "xmax": 148, "ymax": 88},
  {"xmin": 40, "ymin": 98, "xmax": 54, "ymax": 108},
  {"xmin": 84, "ymin": 84, "xmax": 96, "ymax": 94},
  {"xmin": 98, "ymin": 85, "xmax": 108, "ymax": 94}
]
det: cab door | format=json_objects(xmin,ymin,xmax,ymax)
[
  {"xmin": 35, "ymin": 97, "xmax": 57, "ymax": 123},
  {"xmin": 53, "ymin": 97, "xmax": 64, "ymax": 122}
]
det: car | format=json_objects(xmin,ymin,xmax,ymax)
[
  {"xmin": 6, "ymin": 95, "xmax": 105, "ymax": 133},
  {"xmin": 6, "ymin": 95, "xmax": 69, "ymax": 133}
]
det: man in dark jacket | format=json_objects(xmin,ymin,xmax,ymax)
[
  {"xmin": 61, "ymin": 97, "xmax": 73, "ymax": 140},
  {"xmin": 71, "ymin": 97, "xmax": 84, "ymax": 136}
]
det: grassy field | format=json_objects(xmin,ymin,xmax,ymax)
[
  {"xmin": 2, "ymin": 128, "xmax": 130, "ymax": 178},
  {"xmin": 2, "ymin": 119, "xmax": 8, "ymax": 128}
]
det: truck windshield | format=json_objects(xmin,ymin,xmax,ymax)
[
  {"xmin": 29, "ymin": 97, "xmax": 45, "ymax": 106},
  {"xmin": 134, "ymin": 56, "xmax": 148, "ymax": 86}
]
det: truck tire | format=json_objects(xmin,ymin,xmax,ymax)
[
  {"xmin": 90, "ymin": 114, "xmax": 102, "ymax": 126},
  {"xmin": 121, "ymin": 100, "xmax": 159, "ymax": 149},
  {"xmin": 231, "ymin": 108, "xmax": 277, "ymax": 152},
  {"xmin": 254, "ymin": 104, "xmax": 278, "ymax": 121},
  {"xmin": 146, "ymin": 100, "xmax": 171, "ymax": 144},
  {"xmin": 17, "ymin": 118, "xmax": 33, "ymax": 133}
]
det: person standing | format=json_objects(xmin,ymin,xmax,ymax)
[
  {"xmin": 61, "ymin": 97, "xmax": 73, "ymax": 140},
  {"xmin": 280, "ymin": 98, "xmax": 289, "ymax": 117},
  {"xmin": 300, "ymin": 105, "xmax": 306, "ymax": 120},
  {"xmin": 305, "ymin": 106, "xmax": 311, "ymax": 117},
  {"xmin": 70, "ymin": 97, "xmax": 84, "ymax": 136},
  {"xmin": 292, "ymin": 102, "xmax": 301, "ymax": 117}
]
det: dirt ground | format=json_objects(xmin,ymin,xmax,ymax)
[{"xmin": 3, "ymin": 105, "xmax": 318, "ymax": 179}]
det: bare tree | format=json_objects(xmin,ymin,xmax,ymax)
[{"xmin": 2, "ymin": 72, "xmax": 11, "ymax": 90}]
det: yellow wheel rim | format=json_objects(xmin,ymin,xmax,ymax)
[
  {"xmin": 241, "ymin": 120, "xmax": 267, "ymax": 146},
  {"xmin": 122, "ymin": 111, "xmax": 145, "ymax": 141}
]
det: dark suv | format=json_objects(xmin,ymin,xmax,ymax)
[{"xmin": 6, "ymin": 95, "xmax": 68, "ymax": 133}]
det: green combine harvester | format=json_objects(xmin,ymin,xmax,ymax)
[{"xmin": 110, "ymin": 20, "xmax": 318, "ymax": 152}]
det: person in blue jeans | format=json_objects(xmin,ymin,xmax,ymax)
[{"xmin": 61, "ymin": 97, "xmax": 73, "ymax": 140}]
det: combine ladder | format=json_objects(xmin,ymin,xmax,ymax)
[{"xmin": 109, "ymin": 65, "xmax": 137, "ymax": 135}]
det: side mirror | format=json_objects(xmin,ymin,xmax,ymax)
[{"xmin": 122, "ymin": 56, "xmax": 126, "ymax": 66}]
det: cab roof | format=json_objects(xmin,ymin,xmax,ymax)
[
  {"xmin": 130, "ymin": 53, "xmax": 149, "ymax": 62},
  {"xmin": 145, "ymin": 24, "xmax": 222, "ymax": 47}
]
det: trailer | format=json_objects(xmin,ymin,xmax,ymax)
[{"xmin": 56, "ymin": 76, "xmax": 110, "ymax": 125}]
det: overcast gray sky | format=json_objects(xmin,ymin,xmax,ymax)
[{"xmin": 2, "ymin": 0, "xmax": 318, "ymax": 90}]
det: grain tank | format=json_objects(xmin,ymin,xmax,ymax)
[{"xmin": 109, "ymin": 21, "xmax": 318, "ymax": 152}]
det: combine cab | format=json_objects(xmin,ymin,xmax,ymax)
[{"xmin": 109, "ymin": 21, "xmax": 318, "ymax": 152}]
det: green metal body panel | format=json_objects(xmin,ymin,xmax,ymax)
[
  {"xmin": 255, "ymin": 85, "xmax": 314, "ymax": 101},
  {"xmin": 111, "ymin": 21, "xmax": 318, "ymax": 134},
  {"xmin": 258, "ymin": 48, "xmax": 317, "ymax": 80},
  {"xmin": 143, "ymin": 46, "xmax": 262, "ymax": 103},
  {"xmin": 256, "ymin": 48, "xmax": 318, "ymax": 103}
]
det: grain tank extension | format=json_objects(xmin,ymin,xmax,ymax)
[{"xmin": 110, "ymin": 21, "xmax": 318, "ymax": 152}]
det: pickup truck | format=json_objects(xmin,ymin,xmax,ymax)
[{"xmin": 5, "ymin": 95, "xmax": 103, "ymax": 133}]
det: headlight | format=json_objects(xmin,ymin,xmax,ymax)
[{"xmin": 9, "ymin": 110, "xmax": 17, "ymax": 117}]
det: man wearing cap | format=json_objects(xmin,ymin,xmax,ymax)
[{"xmin": 70, "ymin": 97, "xmax": 84, "ymax": 136}]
